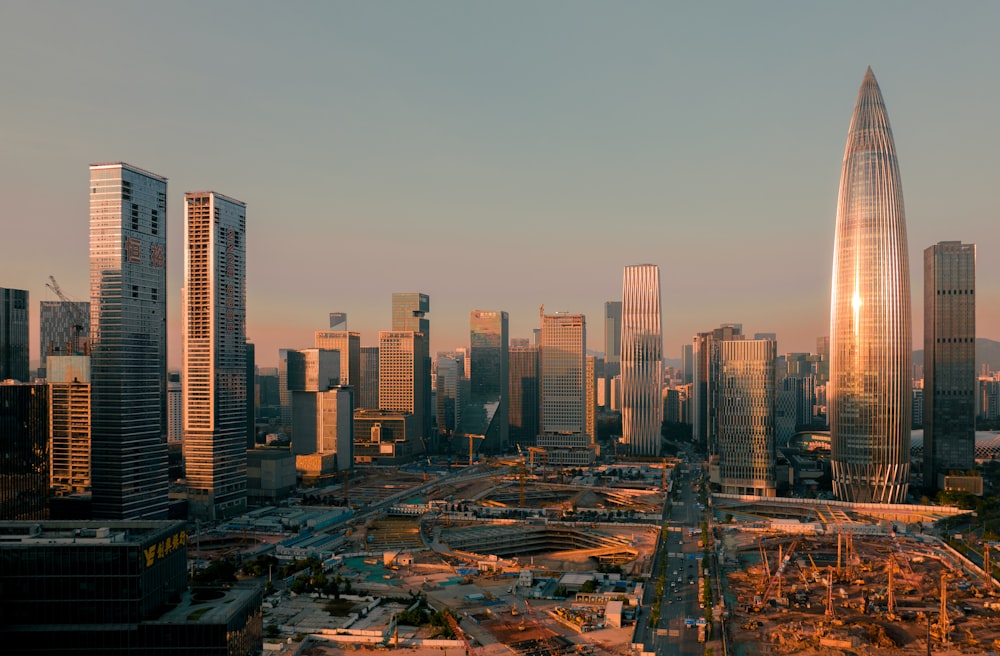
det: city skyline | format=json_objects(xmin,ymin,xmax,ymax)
[{"xmin": 2, "ymin": 4, "xmax": 998, "ymax": 369}]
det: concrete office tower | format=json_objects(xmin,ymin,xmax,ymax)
[
  {"xmin": 89, "ymin": 163, "xmax": 168, "ymax": 519},
  {"xmin": 329, "ymin": 312, "xmax": 347, "ymax": 330},
  {"xmin": 586, "ymin": 355, "xmax": 597, "ymax": 444},
  {"xmin": 620, "ymin": 264, "xmax": 663, "ymax": 456},
  {"xmin": 289, "ymin": 350, "xmax": 352, "ymax": 473},
  {"xmin": 509, "ymin": 344, "xmax": 539, "ymax": 446},
  {"xmin": 465, "ymin": 310, "xmax": 509, "ymax": 453},
  {"xmin": 315, "ymin": 331, "xmax": 361, "ymax": 407},
  {"xmin": 829, "ymin": 69, "xmax": 912, "ymax": 503},
  {"xmin": 923, "ymin": 241, "xmax": 976, "ymax": 491},
  {"xmin": 0, "ymin": 382, "xmax": 49, "ymax": 519},
  {"xmin": 359, "ymin": 346, "xmax": 379, "ymax": 409},
  {"xmin": 392, "ymin": 293, "xmax": 432, "ymax": 438},
  {"xmin": 182, "ymin": 191, "xmax": 248, "ymax": 521},
  {"xmin": 379, "ymin": 331, "xmax": 427, "ymax": 440},
  {"xmin": 48, "ymin": 356, "xmax": 91, "ymax": 494},
  {"xmin": 717, "ymin": 339, "xmax": 777, "ymax": 496},
  {"xmin": 0, "ymin": 288, "xmax": 29, "ymax": 382},
  {"xmin": 540, "ymin": 313, "xmax": 586, "ymax": 435},
  {"xmin": 40, "ymin": 300, "xmax": 90, "ymax": 360}
]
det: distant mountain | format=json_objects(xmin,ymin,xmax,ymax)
[{"xmin": 913, "ymin": 337, "xmax": 1000, "ymax": 373}]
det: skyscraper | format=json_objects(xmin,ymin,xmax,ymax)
[
  {"xmin": 829, "ymin": 69, "xmax": 912, "ymax": 504},
  {"xmin": 329, "ymin": 312, "xmax": 347, "ymax": 330},
  {"xmin": 465, "ymin": 310, "xmax": 509, "ymax": 453},
  {"xmin": 89, "ymin": 162, "xmax": 168, "ymax": 519},
  {"xmin": 392, "ymin": 293, "xmax": 431, "ymax": 438},
  {"xmin": 508, "ymin": 343, "xmax": 539, "ymax": 447},
  {"xmin": 39, "ymin": 300, "xmax": 90, "ymax": 361},
  {"xmin": 0, "ymin": 288, "xmax": 29, "ymax": 382},
  {"xmin": 0, "ymin": 381, "xmax": 49, "ymax": 519},
  {"xmin": 48, "ymin": 356, "xmax": 91, "ymax": 494},
  {"xmin": 620, "ymin": 264, "xmax": 663, "ymax": 456},
  {"xmin": 182, "ymin": 191, "xmax": 247, "ymax": 521},
  {"xmin": 359, "ymin": 346, "xmax": 380, "ymax": 410},
  {"xmin": 540, "ymin": 313, "xmax": 586, "ymax": 436},
  {"xmin": 379, "ymin": 331, "xmax": 427, "ymax": 439},
  {"xmin": 923, "ymin": 241, "xmax": 976, "ymax": 491},
  {"xmin": 315, "ymin": 331, "xmax": 361, "ymax": 407},
  {"xmin": 717, "ymin": 338, "xmax": 777, "ymax": 497}
]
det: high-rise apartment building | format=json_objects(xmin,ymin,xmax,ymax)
[
  {"xmin": 0, "ymin": 288, "xmax": 29, "ymax": 382},
  {"xmin": 278, "ymin": 349, "xmax": 292, "ymax": 425},
  {"xmin": 167, "ymin": 378, "xmax": 182, "ymax": 445},
  {"xmin": 509, "ymin": 343, "xmax": 539, "ymax": 447},
  {"xmin": 315, "ymin": 331, "xmax": 361, "ymax": 407},
  {"xmin": 829, "ymin": 70, "xmax": 912, "ymax": 504},
  {"xmin": 392, "ymin": 293, "xmax": 431, "ymax": 438},
  {"xmin": 923, "ymin": 241, "xmax": 976, "ymax": 490},
  {"xmin": 89, "ymin": 162, "xmax": 168, "ymax": 519},
  {"xmin": 40, "ymin": 300, "xmax": 90, "ymax": 361},
  {"xmin": 48, "ymin": 356, "xmax": 91, "ymax": 494},
  {"xmin": 717, "ymin": 338, "xmax": 777, "ymax": 497},
  {"xmin": 620, "ymin": 264, "xmax": 663, "ymax": 456},
  {"xmin": 182, "ymin": 191, "xmax": 248, "ymax": 521},
  {"xmin": 586, "ymin": 355, "xmax": 597, "ymax": 445}
]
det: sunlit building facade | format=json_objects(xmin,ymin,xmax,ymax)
[
  {"xmin": 923, "ymin": 241, "xmax": 976, "ymax": 490},
  {"xmin": 315, "ymin": 331, "xmax": 361, "ymax": 407},
  {"xmin": 182, "ymin": 191, "xmax": 248, "ymax": 521},
  {"xmin": 829, "ymin": 69, "xmax": 912, "ymax": 503},
  {"xmin": 620, "ymin": 264, "xmax": 663, "ymax": 456},
  {"xmin": 40, "ymin": 300, "xmax": 90, "ymax": 362},
  {"xmin": 89, "ymin": 162, "xmax": 168, "ymax": 519},
  {"xmin": 717, "ymin": 338, "xmax": 776, "ymax": 496}
]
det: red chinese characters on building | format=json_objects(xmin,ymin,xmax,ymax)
[
  {"xmin": 125, "ymin": 236, "xmax": 142, "ymax": 264},
  {"xmin": 150, "ymin": 243, "xmax": 165, "ymax": 269}
]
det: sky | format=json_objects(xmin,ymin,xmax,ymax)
[{"xmin": 1, "ymin": 2, "xmax": 998, "ymax": 369}]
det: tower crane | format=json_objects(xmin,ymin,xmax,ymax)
[{"xmin": 44, "ymin": 276, "xmax": 89, "ymax": 356}]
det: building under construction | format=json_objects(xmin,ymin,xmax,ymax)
[{"xmin": 723, "ymin": 530, "xmax": 1000, "ymax": 654}]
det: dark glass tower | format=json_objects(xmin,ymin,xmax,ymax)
[
  {"xmin": 89, "ymin": 162, "xmax": 169, "ymax": 519},
  {"xmin": 923, "ymin": 241, "xmax": 976, "ymax": 490},
  {"xmin": 829, "ymin": 69, "xmax": 912, "ymax": 503},
  {"xmin": 0, "ymin": 288, "xmax": 29, "ymax": 382}
]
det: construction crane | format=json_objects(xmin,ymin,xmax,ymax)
[
  {"xmin": 459, "ymin": 433, "xmax": 486, "ymax": 467},
  {"xmin": 44, "ymin": 275, "xmax": 89, "ymax": 356}
]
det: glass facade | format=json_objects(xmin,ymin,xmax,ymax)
[
  {"xmin": 315, "ymin": 331, "xmax": 361, "ymax": 407},
  {"xmin": 89, "ymin": 163, "xmax": 169, "ymax": 520},
  {"xmin": 717, "ymin": 338, "xmax": 777, "ymax": 496},
  {"xmin": 40, "ymin": 300, "xmax": 90, "ymax": 361},
  {"xmin": 620, "ymin": 264, "xmax": 663, "ymax": 456},
  {"xmin": 509, "ymin": 344, "xmax": 539, "ymax": 447},
  {"xmin": 829, "ymin": 70, "xmax": 912, "ymax": 503},
  {"xmin": 391, "ymin": 293, "xmax": 431, "ymax": 438},
  {"xmin": 0, "ymin": 288, "xmax": 29, "ymax": 382},
  {"xmin": 467, "ymin": 310, "xmax": 509, "ymax": 452},
  {"xmin": 0, "ymin": 383, "xmax": 49, "ymax": 519},
  {"xmin": 923, "ymin": 241, "xmax": 976, "ymax": 489},
  {"xmin": 182, "ymin": 192, "xmax": 248, "ymax": 521}
]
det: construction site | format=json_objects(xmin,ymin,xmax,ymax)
[{"xmin": 722, "ymin": 528, "xmax": 1000, "ymax": 655}]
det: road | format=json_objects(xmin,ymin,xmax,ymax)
[{"xmin": 634, "ymin": 460, "xmax": 714, "ymax": 656}]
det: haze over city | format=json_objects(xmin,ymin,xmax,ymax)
[{"xmin": 2, "ymin": 2, "xmax": 997, "ymax": 368}]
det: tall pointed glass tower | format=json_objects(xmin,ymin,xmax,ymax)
[{"xmin": 829, "ymin": 68, "xmax": 911, "ymax": 503}]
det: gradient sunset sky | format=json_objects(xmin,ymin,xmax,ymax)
[{"xmin": 2, "ymin": 2, "xmax": 997, "ymax": 368}]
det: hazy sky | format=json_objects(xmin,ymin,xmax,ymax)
[{"xmin": 2, "ymin": 2, "xmax": 997, "ymax": 369}]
